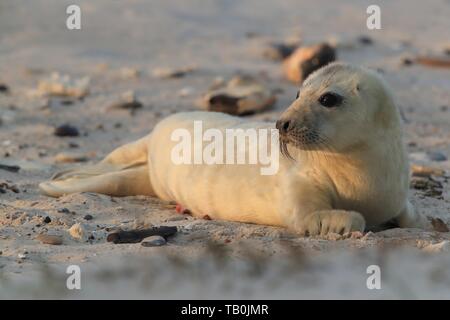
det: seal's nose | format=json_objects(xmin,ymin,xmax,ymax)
[{"xmin": 276, "ymin": 119, "xmax": 293, "ymax": 134}]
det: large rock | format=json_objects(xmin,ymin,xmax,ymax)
[{"xmin": 283, "ymin": 43, "xmax": 336, "ymax": 84}]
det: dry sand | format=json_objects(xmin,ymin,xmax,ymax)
[{"xmin": 0, "ymin": 0, "xmax": 449, "ymax": 299}]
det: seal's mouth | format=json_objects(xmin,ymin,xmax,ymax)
[{"xmin": 279, "ymin": 126, "xmax": 324, "ymax": 159}]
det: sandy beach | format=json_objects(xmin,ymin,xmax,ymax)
[{"xmin": 0, "ymin": 0, "xmax": 449, "ymax": 299}]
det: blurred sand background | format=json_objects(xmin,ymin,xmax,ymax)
[{"xmin": 0, "ymin": 0, "xmax": 449, "ymax": 299}]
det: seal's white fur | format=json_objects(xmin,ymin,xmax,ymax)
[{"xmin": 39, "ymin": 63, "xmax": 429, "ymax": 235}]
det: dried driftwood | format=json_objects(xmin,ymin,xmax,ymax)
[{"xmin": 106, "ymin": 226, "xmax": 178, "ymax": 244}]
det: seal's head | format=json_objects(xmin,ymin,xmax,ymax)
[{"xmin": 276, "ymin": 63, "xmax": 401, "ymax": 157}]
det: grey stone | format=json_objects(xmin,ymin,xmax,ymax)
[
  {"xmin": 427, "ymin": 151, "xmax": 447, "ymax": 162},
  {"xmin": 141, "ymin": 235, "xmax": 166, "ymax": 247}
]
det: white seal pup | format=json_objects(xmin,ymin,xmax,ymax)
[{"xmin": 39, "ymin": 63, "xmax": 429, "ymax": 235}]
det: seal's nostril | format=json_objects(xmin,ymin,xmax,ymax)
[{"xmin": 276, "ymin": 120, "xmax": 292, "ymax": 134}]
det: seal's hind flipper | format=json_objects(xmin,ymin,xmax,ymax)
[
  {"xmin": 39, "ymin": 162, "xmax": 153, "ymax": 197},
  {"xmin": 39, "ymin": 135, "xmax": 154, "ymax": 197}
]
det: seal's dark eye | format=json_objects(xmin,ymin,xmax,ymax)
[
  {"xmin": 318, "ymin": 92, "xmax": 343, "ymax": 108},
  {"xmin": 295, "ymin": 90, "xmax": 300, "ymax": 99}
]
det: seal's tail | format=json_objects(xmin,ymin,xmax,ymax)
[{"xmin": 39, "ymin": 135, "xmax": 155, "ymax": 197}]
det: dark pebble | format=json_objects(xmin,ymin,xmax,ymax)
[
  {"xmin": 84, "ymin": 214, "xmax": 93, "ymax": 221},
  {"xmin": 431, "ymin": 218, "xmax": 449, "ymax": 233},
  {"xmin": 358, "ymin": 35, "xmax": 373, "ymax": 45},
  {"xmin": 108, "ymin": 101, "xmax": 143, "ymax": 111},
  {"xmin": 54, "ymin": 124, "xmax": 80, "ymax": 137},
  {"xmin": 43, "ymin": 216, "xmax": 51, "ymax": 223},
  {"xmin": 60, "ymin": 99, "xmax": 75, "ymax": 106},
  {"xmin": 427, "ymin": 151, "xmax": 447, "ymax": 162},
  {"xmin": 0, "ymin": 164, "xmax": 20, "ymax": 173},
  {"xmin": 402, "ymin": 58, "xmax": 413, "ymax": 66},
  {"xmin": 0, "ymin": 84, "xmax": 9, "ymax": 93}
]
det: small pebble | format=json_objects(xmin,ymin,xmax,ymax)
[
  {"xmin": 83, "ymin": 214, "xmax": 93, "ymax": 221},
  {"xmin": 36, "ymin": 234, "xmax": 63, "ymax": 245},
  {"xmin": 36, "ymin": 73, "xmax": 90, "ymax": 98},
  {"xmin": 0, "ymin": 84, "xmax": 9, "ymax": 93},
  {"xmin": 411, "ymin": 164, "xmax": 445, "ymax": 177},
  {"xmin": 43, "ymin": 216, "xmax": 51, "ymax": 224},
  {"xmin": 119, "ymin": 67, "xmax": 140, "ymax": 79},
  {"xmin": 178, "ymin": 87, "xmax": 194, "ymax": 97},
  {"xmin": 54, "ymin": 124, "xmax": 79, "ymax": 137},
  {"xmin": 18, "ymin": 253, "xmax": 27, "ymax": 259},
  {"xmin": 108, "ymin": 91, "xmax": 143, "ymax": 111},
  {"xmin": 60, "ymin": 99, "xmax": 75, "ymax": 106},
  {"xmin": 431, "ymin": 218, "xmax": 449, "ymax": 232},
  {"xmin": 152, "ymin": 66, "xmax": 195, "ymax": 79},
  {"xmin": 357, "ymin": 35, "xmax": 373, "ymax": 45},
  {"xmin": 68, "ymin": 223, "xmax": 86, "ymax": 240},
  {"xmin": 426, "ymin": 151, "xmax": 447, "ymax": 162},
  {"xmin": 423, "ymin": 240, "xmax": 450, "ymax": 253},
  {"xmin": 141, "ymin": 235, "xmax": 167, "ymax": 247},
  {"xmin": 401, "ymin": 57, "xmax": 414, "ymax": 66}
]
